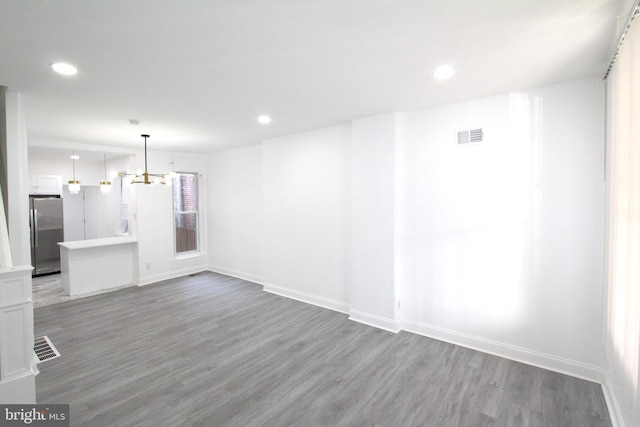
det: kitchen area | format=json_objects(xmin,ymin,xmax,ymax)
[{"xmin": 28, "ymin": 146, "xmax": 136, "ymax": 306}]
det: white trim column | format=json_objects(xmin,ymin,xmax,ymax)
[
  {"xmin": 0, "ymin": 266, "xmax": 37, "ymax": 403},
  {"xmin": 5, "ymin": 92, "xmax": 31, "ymax": 267},
  {"xmin": 0, "ymin": 89, "xmax": 37, "ymax": 403}
]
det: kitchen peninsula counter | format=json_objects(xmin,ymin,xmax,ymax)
[{"xmin": 58, "ymin": 236, "xmax": 137, "ymax": 296}]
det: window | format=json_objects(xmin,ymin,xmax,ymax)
[
  {"xmin": 120, "ymin": 177, "xmax": 129, "ymax": 234},
  {"xmin": 172, "ymin": 172, "xmax": 199, "ymax": 253}
]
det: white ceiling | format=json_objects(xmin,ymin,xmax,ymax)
[{"xmin": 0, "ymin": 0, "xmax": 628, "ymax": 153}]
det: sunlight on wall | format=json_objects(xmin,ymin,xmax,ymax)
[
  {"xmin": 400, "ymin": 77, "xmax": 604, "ymax": 368},
  {"xmin": 435, "ymin": 92, "xmax": 546, "ymax": 330},
  {"xmin": 442, "ymin": 93, "xmax": 543, "ymax": 330}
]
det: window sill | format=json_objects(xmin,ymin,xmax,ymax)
[{"xmin": 172, "ymin": 251, "xmax": 204, "ymax": 261}]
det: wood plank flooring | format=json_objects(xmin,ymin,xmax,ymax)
[
  {"xmin": 32, "ymin": 273, "xmax": 134, "ymax": 308},
  {"xmin": 34, "ymin": 272, "xmax": 611, "ymax": 426}
]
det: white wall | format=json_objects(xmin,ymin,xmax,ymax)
[
  {"xmin": 349, "ymin": 113, "xmax": 399, "ymax": 331},
  {"xmin": 398, "ymin": 77, "xmax": 606, "ymax": 379},
  {"xmin": 205, "ymin": 76, "xmax": 606, "ymax": 381},
  {"xmin": 131, "ymin": 183, "xmax": 173, "ymax": 285},
  {"xmin": 29, "ymin": 150, "xmax": 105, "ymax": 185},
  {"xmin": 131, "ymin": 151, "xmax": 208, "ymax": 285},
  {"xmin": 62, "ymin": 189, "xmax": 86, "ymax": 241},
  {"xmin": 262, "ymin": 125, "xmax": 351, "ymax": 312},
  {"xmin": 207, "ymin": 145, "xmax": 263, "ymax": 282},
  {"xmin": 84, "ymin": 187, "xmax": 116, "ymax": 239}
]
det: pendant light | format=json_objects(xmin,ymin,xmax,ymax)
[
  {"xmin": 68, "ymin": 151, "xmax": 81, "ymax": 194},
  {"xmin": 130, "ymin": 134, "xmax": 169, "ymax": 185},
  {"xmin": 100, "ymin": 153, "xmax": 112, "ymax": 193}
]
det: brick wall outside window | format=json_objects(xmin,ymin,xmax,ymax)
[{"xmin": 173, "ymin": 172, "xmax": 198, "ymax": 252}]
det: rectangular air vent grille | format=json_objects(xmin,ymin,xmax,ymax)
[
  {"xmin": 457, "ymin": 128, "xmax": 484, "ymax": 145},
  {"xmin": 34, "ymin": 336, "xmax": 61, "ymax": 363}
]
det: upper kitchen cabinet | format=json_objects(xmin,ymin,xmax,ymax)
[{"xmin": 29, "ymin": 175, "xmax": 62, "ymax": 195}]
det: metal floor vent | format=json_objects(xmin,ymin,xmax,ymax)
[
  {"xmin": 34, "ymin": 336, "xmax": 61, "ymax": 363},
  {"xmin": 457, "ymin": 128, "xmax": 484, "ymax": 145}
]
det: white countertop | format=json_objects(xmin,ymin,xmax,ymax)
[{"xmin": 58, "ymin": 235, "xmax": 137, "ymax": 250}]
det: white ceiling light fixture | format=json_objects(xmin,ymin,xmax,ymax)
[
  {"xmin": 257, "ymin": 115, "xmax": 272, "ymax": 124},
  {"xmin": 433, "ymin": 64, "xmax": 455, "ymax": 80},
  {"xmin": 51, "ymin": 62, "xmax": 78, "ymax": 76}
]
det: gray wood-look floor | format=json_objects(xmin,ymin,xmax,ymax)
[
  {"xmin": 34, "ymin": 272, "xmax": 611, "ymax": 427},
  {"xmin": 32, "ymin": 273, "xmax": 133, "ymax": 308}
]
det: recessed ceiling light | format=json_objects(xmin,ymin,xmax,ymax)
[
  {"xmin": 70, "ymin": 154, "xmax": 80, "ymax": 160},
  {"xmin": 257, "ymin": 115, "xmax": 271, "ymax": 124},
  {"xmin": 51, "ymin": 62, "xmax": 78, "ymax": 76},
  {"xmin": 433, "ymin": 65, "xmax": 454, "ymax": 80}
]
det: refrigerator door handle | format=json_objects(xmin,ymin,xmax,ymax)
[
  {"xmin": 33, "ymin": 208, "xmax": 38, "ymax": 247},
  {"xmin": 29, "ymin": 208, "xmax": 34, "ymax": 247}
]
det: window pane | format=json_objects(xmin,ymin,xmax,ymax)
[
  {"xmin": 173, "ymin": 172, "xmax": 199, "ymax": 253},
  {"xmin": 173, "ymin": 173, "xmax": 197, "ymax": 212},
  {"xmin": 175, "ymin": 213, "xmax": 197, "ymax": 252}
]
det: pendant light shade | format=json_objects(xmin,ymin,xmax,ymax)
[
  {"xmin": 100, "ymin": 153, "xmax": 112, "ymax": 193},
  {"xmin": 100, "ymin": 180, "xmax": 111, "ymax": 193},
  {"xmin": 68, "ymin": 181, "xmax": 81, "ymax": 194},
  {"xmin": 68, "ymin": 151, "xmax": 81, "ymax": 194}
]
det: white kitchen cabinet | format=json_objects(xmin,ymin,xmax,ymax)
[{"xmin": 29, "ymin": 175, "xmax": 63, "ymax": 195}]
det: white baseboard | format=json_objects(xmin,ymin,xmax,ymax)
[
  {"xmin": 401, "ymin": 319, "xmax": 605, "ymax": 383},
  {"xmin": 208, "ymin": 265, "xmax": 264, "ymax": 285},
  {"xmin": 69, "ymin": 283, "xmax": 134, "ymax": 298},
  {"xmin": 601, "ymin": 375, "xmax": 624, "ymax": 427},
  {"xmin": 349, "ymin": 309, "xmax": 400, "ymax": 333},
  {"xmin": 137, "ymin": 271, "xmax": 171, "ymax": 286},
  {"xmin": 137, "ymin": 265, "xmax": 207, "ymax": 286},
  {"xmin": 262, "ymin": 282, "xmax": 350, "ymax": 315},
  {"xmin": 170, "ymin": 265, "xmax": 208, "ymax": 280},
  {"xmin": 202, "ymin": 268, "xmax": 614, "ymax": 403}
]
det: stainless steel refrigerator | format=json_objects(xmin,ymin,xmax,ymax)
[{"xmin": 29, "ymin": 195, "xmax": 64, "ymax": 276}]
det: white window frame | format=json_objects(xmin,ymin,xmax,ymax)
[{"xmin": 172, "ymin": 171, "xmax": 200, "ymax": 256}]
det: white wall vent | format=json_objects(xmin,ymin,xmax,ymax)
[{"xmin": 457, "ymin": 128, "xmax": 484, "ymax": 146}]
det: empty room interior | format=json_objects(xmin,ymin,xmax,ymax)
[{"xmin": 1, "ymin": 1, "xmax": 639, "ymax": 426}]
